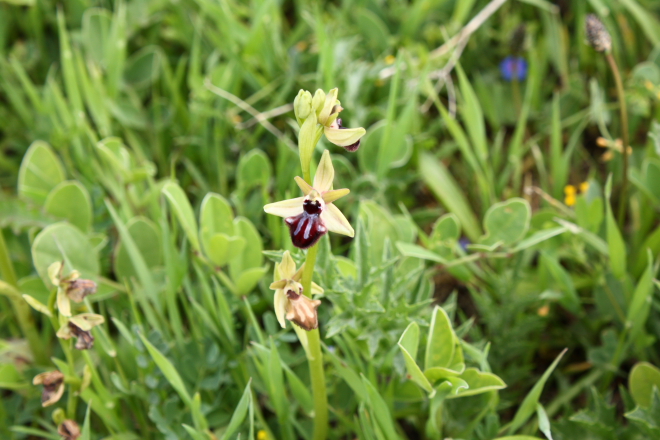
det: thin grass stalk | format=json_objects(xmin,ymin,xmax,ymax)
[{"xmin": 605, "ymin": 53, "xmax": 630, "ymax": 228}]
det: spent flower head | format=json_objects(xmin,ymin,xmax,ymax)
[
  {"xmin": 48, "ymin": 261, "xmax": 98, "ymax": 318},
  {"xmin": 585, "ymin": 14, "xmax": 611, "ymax": 53},
  {"xmin": 58, "ymin": 420, "xmax": 81, "ymax": 440},
  {"xmin": 269, "ymin": 251, "xmax": 323, "ymax": 331},
  {"xmin": 56, "ymin": 313, "xmax": 105, "ymax": 350},
  {"xmin": 33, "ymin": 370, "xmax": 65, "ymax": 407},
  {"xmin": 264, "ymin": 150, "xmax": 354, "ymax": 249}
]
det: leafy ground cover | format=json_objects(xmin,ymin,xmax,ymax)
[{"xmin": 1, "ymin": 0, "xmax": 660, "ymax": 439}]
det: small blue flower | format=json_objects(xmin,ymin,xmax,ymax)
[
  {"xmin": 500, "ymin": 56, "xmax": 528, "ymax": 81},
  {"xmin": 459, "ymin": 237, "xmax": 470, "ymax": 251}
]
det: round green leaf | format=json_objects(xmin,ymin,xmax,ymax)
[
  {"xmin": 229, "ymin": 217, "xmax": 263, "ymax": 279},
  {"xmin": 644, "ymin": 159, "xmax": 660, "ymax": 200},
  {"xmin": 431, "ymin": 213, "xmax": 461, "ymax": 244},
  {"xmin": 480, "ymin": 198, "xmax": 531, "ymax": 246},
  {"xmin": 124, "ymin": 46, "xmax": 162, "ymax": 88},
  {"xmin": 44, "ymin": 181, "xmax": 92, "ymax": 232},
  {"xmin": 18, "ymin": 141, "xmax": 65, "ymax": 205},
  {"xmin": 200, "ymin": 193, "xmax": 235, "ymax": 263},
  {"xmin": 114, "ymin": 217, "xmax": 162, "ymax": 280},
  {"xmin": 629, "ymin": 362, "xmax": 660, "ymax": 408},
  {"xmin": 358, "ymin": 120, "xmax": 412, "ymax": 174},
  {"xmin": 235, "ymin": 266, "xmax": 268, "ymax": 296},
  {"xmin": 206, "ymin": 234, "xmax": 245, "ymax": 267},
  {"xmin": 237, "ymin": 150, "xmax": 272, "ymax": 193}
]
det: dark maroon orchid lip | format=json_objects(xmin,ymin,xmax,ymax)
[{"xmin": 285, "ymin": 199, "xmax": 327, "ymax": 249}]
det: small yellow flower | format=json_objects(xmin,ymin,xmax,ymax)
[
  {"xmin": 579, "ymin": 181, "xmax": 590, "ymax": 194},
  {"xmin": 601, "ymin": 151, "xmax": 614, "ymax": 162},
  {"xmin": 384, "ymin": 55, "xmax": 396, "ymax": 65},
  {"xmin": 564, "ymin": 186, "xmax": 577, "ymax": 206},
  {"xmin": 538, "ymin": 305, "xmax": 550, "ymax": 317},
  {"xmin": 257, "ymin": 430, "xmax": 268, "ymax": 440}
]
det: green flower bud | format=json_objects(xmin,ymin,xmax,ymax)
[
  {"xmin": 312, "ymin": 89, "xmax": 326, "ymax": 114},
  {"xmin": 52, "ymin": 408, "xmax": 66, "ymax": 426},
  {"xmin": 293, "ymin": 90, "xmax": 313, "ymax": 121}
]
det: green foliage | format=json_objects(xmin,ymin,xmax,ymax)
[{"xmin": 1, "ymin": 0, "xmax": 660, "ymax": 439}]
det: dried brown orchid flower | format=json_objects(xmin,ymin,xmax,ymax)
[
  {"xmin": 58, "ymin": 420, "xmax": 81, "ymax": 440},
  {"xmin": 33, "ymin": 370, "xmax": 65, "ymax": 407}
]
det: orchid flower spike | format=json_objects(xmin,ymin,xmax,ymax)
[
  {"xmin": 269, "ymin": 251, "xmax": 324, "ymax": 331},
  {"xmin": 264, "ymin": 150, "xmax": 354, "ymax": 249},
  {"xmin": 294, "ymin": 88, "xmax": 366, "ymax": 152}
]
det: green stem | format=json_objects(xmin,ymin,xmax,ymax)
[
  {"xmin": 606, "ymin": 53, "xmax": 629, "ymax": 229},
  {"xmin": 512, "ymin": 76, "xmax": 522, "ymax": 117},
  {"xmin": 301, "ymin": 244, "xmax": 328, "ymax": 440},
  {"xmin": 0, "ymin": 230, "xmax": 46, "ymax": 364}
]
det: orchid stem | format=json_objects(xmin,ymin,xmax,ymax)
[{"xmin": 301, "ymin": 244, "xmax": 328, "ymax": 440}]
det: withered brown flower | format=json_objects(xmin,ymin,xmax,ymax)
[
  {"xmin": 56, "ymin": 313, "xmax": 104, "ymax": 350},
  {"xmin": 269, "ymin": 251, "xmax": 324, "ymax": 331},
  {"xmin": 33, "ymin": 370, "xmax": 65, "ymax": 407},
  {"xmin": 58, "ymin": 419, "xmax": 81, "ymax": 440},
  {"xmin": 285, "ymin": 289, "xmax": 322, "ymax": 331},
  {"xmin": 64, "ymin": 278, "xmax": 98, "ymax": 303},
  {"xmin": 69, "ymin": 322, "xmax": 95, "ymax": 350}
]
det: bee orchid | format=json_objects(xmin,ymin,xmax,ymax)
[
  {"xmin": 269, "ymin": 251, "xmax": 323, "ymax": 331},
  {"xmin": 264, "ymin": 150, "xmax": 354, "ymax": 249}
]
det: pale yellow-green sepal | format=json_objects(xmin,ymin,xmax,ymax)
[
  {"xmin": 321, "ymin": 203, "xmax": 354, "ymax": 237},
  {"xmin": 324, "ymin": 126, "xmax": 365, "ymax": 147},
  {"xmin": 264, "ymin": 197, "xmax": 305, "ymax": 218}
]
